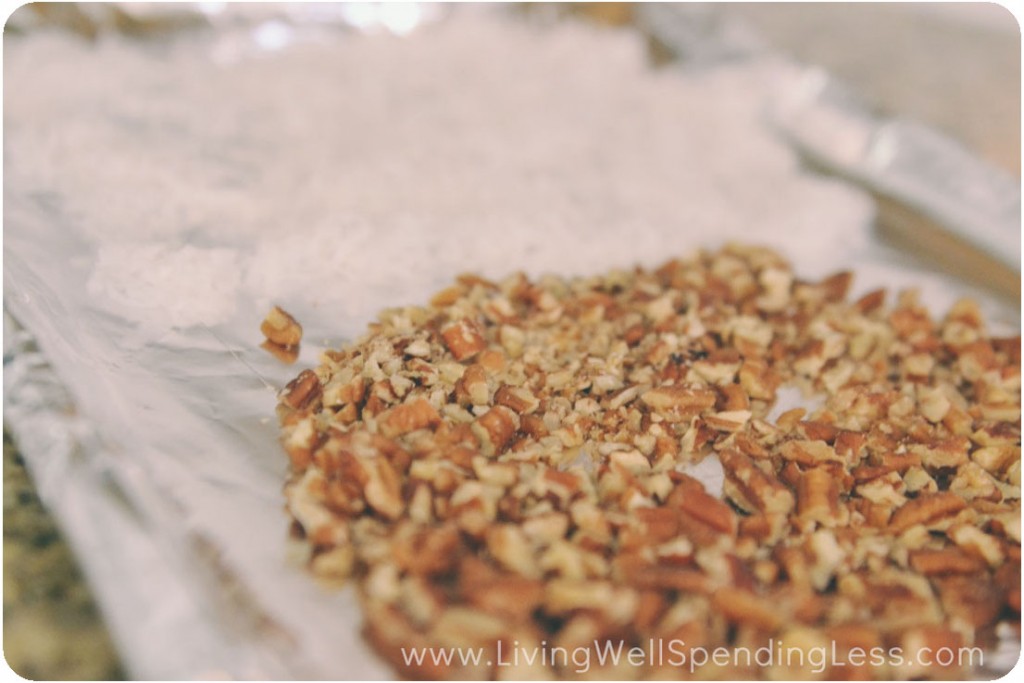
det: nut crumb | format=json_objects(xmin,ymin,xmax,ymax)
[{"xmin": 261, "ymin": 305, "xmax": 303, "ymax": 362}]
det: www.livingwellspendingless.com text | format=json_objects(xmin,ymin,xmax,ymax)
[{"xmin": 401, "ymin": 637, "xmax": 984, "ymax": 675}]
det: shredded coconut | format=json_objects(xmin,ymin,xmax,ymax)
[
  {"xmin": 86, "ymin": 243, "xmax": 241, "ymax": 329},
  {"xmin": 4, "ymin": 10, "xmax": 872, "ymax": 334}
]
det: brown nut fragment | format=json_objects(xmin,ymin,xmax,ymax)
[
  {"xmin": 393, "ymin": 523, "xmax": 461, "ymax": 576},
  {"xmin": 890, "ymin": 492, "xmax": 967, "ymax": 534},
  {"xmin": 971, "ymin": 444, "xmax": 1019, "ymax": 475},
  {"xmin": 379, "ymin": 398, "xmax": 441, "ymax": 438},
  {"xmin": 738, "ymin": 358, "xmax": 781, "ymax": 401},
  {"xmin": 909, "ymin": 437, "xmax": 969, "ymax": 469},
  {"xmin": 494, "ymin": 384, "xmax": 540, "ymax": 414},
  {"xmin": 455, "ymin": 364, "xmax": 489, "ymax": 406},
  {"xmin": 485, "ymin": 524, "xmax": 540, "ymax": 579},
  {"xmin": 704, "ymin": 410, "xmax": 752, "ymax": 432},
  {"xmin": 363, "ymin": 457, "xmax": 404, "ymax": 520},
  {"xmin": 779, "ymin": 439, "xmax": 841, "ymax": 466},
  {"xmin": 441, "ymin": 318, "xmax": 487, "ymax": 361},
  {"xmin": 472, "ymin": 406, "xmax": 519, "ymax": 456},
  {"xmin": 618, "ymin": 557, "xmax": 711, "ymax": 593},
  {"xmin": 261, "ymin": 305, "xmax": 303, "ymax": 347},
  {"xmin": 946, "ymin": 524, "xmax": 1005, "ymax": 567},
  {"xmin": 720, "ymin": 449, "xmax": 795, "ymax": 517},
  {"xmin": 908, "ymin": 548, "xmax": 987, "ymax": 576},
  {"xmin": 477, "ymin": 349, "xmax": 507, "ymax": 373},
  {"xmin": 640, "ymin": 385, "xmax": 717, "ymax": 415},
  {"xmin": 261, "ymin": 340, "xmax": 300, "ymax": 364},
  {"xmin": 281, "ymin": 369, "xmax": 322, "ymax": 411},
  {"xmin": 464, "ymin": 574, "xmax": 544, "ymax": 622},
  {"xmin": 797, "ymin": 420, "xmax": 839, "ymax": 443},
  {"xmin": 711, "ymin": 587, "xmax": 782, "ymax": 632},
  {"xmin": 668, "ymin": 478, "xmax": 738, "ymax": 538},
  {"xmin": 948, "ymin": 461, "xmax": 1001, "ymax": 502},
  {"xmin": 933, "ymin": 575, "xmax": 1003, "ymax": 629},
  {"xmin": 797, "ymin": 467, "xmax": 845, "ymax": 527}
]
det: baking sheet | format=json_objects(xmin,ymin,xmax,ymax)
[{"xmin": 3, "ymin": 6, "xmax": 1019, "ymax": 678}]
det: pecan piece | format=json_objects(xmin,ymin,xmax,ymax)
[
  {"xmin": 464, "ymin": 574, "xmax": 543, "ymax": 622},
  {"xmin": 640, "ymin": 385, "xmax": 716, "ymax": 415},
  {"xmin": 908, "ymin": 548, "xmax": 987, "ymax": 576},
  {"xmin": 281, "ymin": 369, "xmax": 322, "ymax": 411},
  {"xmin": 720, "ymin": 449, "xmax": 795, "ymax": 516},
  {"xmin": 261, "ymin": 340, "xmax": 299, "ymax": 364},
  {"xmin": 393, "ymin": 523, "xmax": 461, "ymax": 576},
  {"xmin": 738, "ymin": 358, "xmax": 781, "ymax": 401},
  {"xmin": 379, "ymin": 398, "xmax": 441, "ymax": 438},
  {"xmin": 441, "ymin": 318, "xmax": 487, "ymax": 361},
  {"xmin": 711, "ymin": 587, "xmax": 782, "ymax": 632},
  {"xmin": 494, "ymin": 385, "xmax": 540, "ymax": 414},
  {"xmin": 908, "ymin": 437, "xmax": 969, "ymax": 469},
  {"xmin": 455, "ymin": 364, "xmax": 489, "ymax": 406},
  {"xmin": 363, "ymin": 457, "xmax": 404, "ymax": 520},
  {"xmin": 946, "ymin": 524, "xmax": 1005, "ymax": 567},
  {"xmin": 889, "ymin": 492, "xmax": 967, "ymax": 534},
  {"xmin": 472, "ymin": 406, "xmax": 519, "ymax": 456},
  {"xmin": 779, "ymin": 439, "xmax": 841, "ymax": 466},
  {"xmin": 261, "ymin": 305, "xmax": 303, "ymax": 347},
  {"xmin": 797, "ymin": 467, "xmax": 845, "ymax": 527},
  {"xmin": 668, "ymin": 478, "xmax": 738, "ymax": 538},
  {"xmin": 933, "ymin": 575, "xmax": 1002, "ymax": 629}
]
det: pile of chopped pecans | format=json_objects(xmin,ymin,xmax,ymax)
[{"xmin": 276, "ymin": 244, "xmax": 1020, "ymax": 679}]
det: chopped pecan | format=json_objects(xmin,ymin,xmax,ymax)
[
  {"xmin": 738, "ymin": 358, "xmax": 781, "ymax": 400},
  {"xmin": 472, "ymin": 406, "xmax": 519, "ymax": 456},
  {"xmin": 455, "ymin": 363, "xmax": 489, "ymax": 406},
  {"xmin": 281, "ymin": 369, "xmax": 322, "ymax": 411},
  {"xmin": 704, "ymin": 410, "xmax": 752, "ymax": 432},
  {"xmin": 494, "ymin": 385, "xmax": 540, "ymax": 414},
  {"xmin": 486, "ymin": 524, "xmax": 541, "ymax": 579},
  {"xmin": 946, "ymin": 524, "xmax": 1005, "ymax": 567},
  {"xmin": 971, "ymin": 444, "xmax": 1019, "ymax": 475},
  {"xmin": 393, "ymin": 523, "xmax": 461, "ymax": 576},
  {"xmin": 890, "ymin": 492, "xmax": 967, "ymax": 534},
  {"xmin": 379, "ymin": 398, "xmax": 441, "ymax": 438},
  {"xmin": 711, "ymin": 587, "xmax": 782, "ymax": 631},
  {"xmin": 797, "ymin": 467, "xmax": 845, "ymax": 527},
  {"xmin": 363, "ymin": 457, "xmax": 404, "ymax": 520},
  {"xmin": 779, "ymin": 439, "xmax": 842, "ymax": 465},
  {"xmin": 465, "ymin": 574, "xmax": 543, "ymax": 622},
  {"xmin": 261, "ymin": 305, "xmax": 303, "ymax": 347},
  {"xmin": 668, "ymin": 477, "xmax": 738, "ymax": 538},
  {"xmin": 640, "ymin": 385, "xmax": 717, "ymax": 415},
  {"xmin": 720, "ymin": 449, "xmax": 795, "ymax": 516},
  {"xmin": 908, "ymin": 548, "xmax": 987, "ymax": 576},
  {"xmin": 909, "ymin": 436, "xmax": 969, "ymax": 468},
  {"xmin": 933, "ymin": 575, "xmax": 1003, "ymax": 629},
  {"xmin": 261, "ymin": 340, "xmax": 299, "ymax": 364},
  {"xmin": 441, "ymin": 318, "xmax": 487, "ymax": 361}
]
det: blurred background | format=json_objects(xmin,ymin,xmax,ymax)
[
  {"xmin": 3, "ymin": 2, "xmax": 1019, "ymax": 679},
  {"xmin": 725, "ymin": 2, "xmax": 1020, "ymax": 175}
]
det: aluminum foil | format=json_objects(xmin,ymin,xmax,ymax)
[{"xmin": 4, "ymin": 5, "xmax": 1019, "ymax": 679}]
